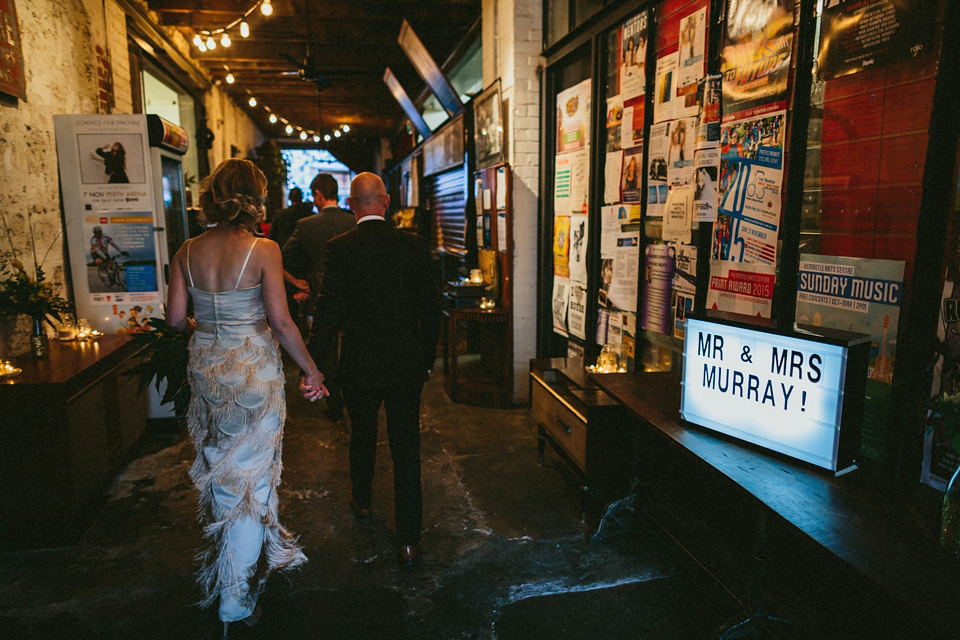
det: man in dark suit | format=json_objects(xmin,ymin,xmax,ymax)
[
  {"xmin": 283, "ymin": 173, "xmax": 355, "ymax": 419},
  {"xmin": 308, "ymin": 172, "xmax": 441, "ymax": 567},
  {"xmin": 269, "ymin": 187, "xmax": 314, "ymax": 251}
]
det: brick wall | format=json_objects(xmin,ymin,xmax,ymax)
[{"xmin": 484, "ymin": 0, "xmax": 543, "ymax": 402}]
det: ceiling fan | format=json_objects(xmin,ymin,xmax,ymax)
[{"xmin": 278, "ymin": 0, "xmax": 330, "ymax": 88}]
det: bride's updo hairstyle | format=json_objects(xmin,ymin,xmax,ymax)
[{"xmin": 197, "ymin": 158, "xmax": 268, "ymax": 227}]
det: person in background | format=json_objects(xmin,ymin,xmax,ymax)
[
  {"xmin": 282, "ymin": 173, "xmax": 355, "ymax": 420},
  {"xmin": 165, "ymin": 158, "xmax": 326, "ymax": 639},
  {"xmin": 269, "ymin": 187, "xmax": 314, "ymax": 251},
  {"xmin": 308, "ymin": 172, "xmax": 441, "ymax": 568}
]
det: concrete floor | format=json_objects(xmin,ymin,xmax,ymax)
[{"xmin": 0, "ymin": 363, "xmax": 742, "ymax": 639}]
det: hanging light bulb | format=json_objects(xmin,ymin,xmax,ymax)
[
  {"xmin": 313, "ymin": 135, "xmax": 320, "ymax": 142},
  {"xmin": 225, "ymin": 72, "xmax": 235, "ymax": 84},
  {"xmin": 269, "ymin": 113, "xmax": 278, "ymax": 124},
  {"xmin": 240, "ymin": 21, "xmax": 250, "ymax": 38},
  {"xmin": 248, "ymin": 96, "xmax": 257, "ymax": 107},
  {"xmin": 206, "ymin": 36, "xmax": 216, "ymax": 50},
  {"xmin": 260, "ymin": 0, "xmax": 273, "ymax": 16},
  {"xmin": 285, "ymin": 124, "xmax": 294, "ymax": 134},
  {"xmin": 193, "ymin": 34, "xmax": 203, "ymax": 47},
  {"xmin": 198, "ymin": 41, "xmax": 207, "ymax": 52},
  {"xmin": 342, "ymin": 124, "xmax": 350, "ymax": 132},
  {"xmin": 299, "ymin": 131, "xmax": 308, "ymax": 140},
  {"xmin": 334, "ymin": 130, "xmax": 341, "ymax": 138},
  {"xmin": 221, "ymin": 33, "xmax": 231, "ymax": 48},
  {"xmin": 324, "ymin": 134, "xmax": 331, "ymax": 141}
]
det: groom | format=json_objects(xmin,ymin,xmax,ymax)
[{"xmin": 307, "ymin": 172, "xmax": 441, "ymax": 566}]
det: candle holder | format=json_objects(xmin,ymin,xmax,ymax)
[{"xmin": 0, "ymin": 360, "xmax": 22, "ymax": 379}]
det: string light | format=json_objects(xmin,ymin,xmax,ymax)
[
  {"xmin": 206, "ymin": 36, "xmax": 216, "ymax": 50},
  {"xmin": 192, "ymin": 1, "xmax": 266, "ymax": 53},
  {"xmin": 240, "ymin": 21, "xmax": 250, "ymax": 38},
  {"xmin": 269, "ymin": 114, "xmax": 278, "ymax": 124},
  {"xmin": 225, "ymin": 72, "xmax": 235, "ymax": 84},
  {"xmin": 299, "ymin": 131, "xmax": 308, "ymax": 140},
  {"xmin": 324, "ymin": 134, "xmax": 331, "ymax": 141},
  {"xmin": 260, "ymin": 0, "xmax": 273, "ymax": 16},
  {"xmin": 220, "ymin": 33, "xmax": 231, "ymax": 48},
  {"xmin": 313, "ymin": 135, "xmax": 320, "ymax": 142},
  {"xmin": 285, "ymin": 124, "xmax": 294, "ymax": 134},
  {"xmin": 342, "ymin": 124, "xmax": 350, "ymax": 132},
  {"xmin": 193, "ymin": 34, "xmax": 203, "ymax": 47},
  {"xmin": 248, "ymin": 96, "xmax": 257, "ymax": 107},
  {"xmin": 334, "ymin": 130, "xmax": 341, "ymax": 138}
]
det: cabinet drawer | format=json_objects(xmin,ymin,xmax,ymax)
[{"xmin": 531, "ymin": 375, "xmax": 587, "ymax": 471}]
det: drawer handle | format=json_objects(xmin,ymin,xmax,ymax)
[{"xmin": 555, "ymin": 414, "xmax": 573, "ymax": 435}]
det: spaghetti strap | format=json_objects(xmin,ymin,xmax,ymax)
[
  {"xmin": 185, "ymin": 238, "xmax": 195, "ymax": 288},
  {"xmin": 234, "ymin": 238, "xmax": 259, "ymax": 289}
]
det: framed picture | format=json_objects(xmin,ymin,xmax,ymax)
[
  {"xmin": 0, "ymin": 0, "xmax": 27, "ymax": 100},
  {"xmin": 473, "ymin": 79, "xmax": 504, "ymax": 169}
]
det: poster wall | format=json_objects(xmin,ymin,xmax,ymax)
[{"xmin": 54, "ymin": 115, "xmax": 163, "ymax": 335}]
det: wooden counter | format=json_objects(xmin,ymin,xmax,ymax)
[
  {"xmin": 592, "ymin": 370, "xmax": 960, "ymax": 638},
  {"xmin": 0, "ymin": 335, "xmax": 147, "ymax": 548}
]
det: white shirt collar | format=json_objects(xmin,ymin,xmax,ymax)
[{"xmin": 357, "ymin": 214, "xmax": 384, "ymax": 224}]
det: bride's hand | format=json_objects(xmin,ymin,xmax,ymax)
[{"xmin": 299, "ymin": 370, "xmax": 327, "ymax": 402}]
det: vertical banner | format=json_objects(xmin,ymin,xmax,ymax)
[
  {"xmin": 620, "ymin": 10, "xmax": 649, "ymax": 103},
  {"xmin": 553, "ymin": 215, "xmax": 571, "ymax": 278},
  {"xmin": 54, "ymin": 114, "xmax": 162, "ymax": 335},
  {"xmin": 716, "ymin": 110, "xmax": 786, "ymax": 264},
  {"xmin": 556, "ymin": 79, "xmax": 592, "ymax": 153},
  {"xmin": 720, "ymin": 0, "xmax": 794, "ymax": 120},
  {"xmin": 642, "ymin": 243, "xmax": 676, "ymax": 335}
]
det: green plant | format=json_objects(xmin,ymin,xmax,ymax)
[
  {"xmin": 124, "ymin": 317, "xmax": 191, "ymax": 417},
  {"xmin": 0, "ymin": 211, "xmax": 71, "ymax": 329}
]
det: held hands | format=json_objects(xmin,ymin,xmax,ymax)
[
  {"xmin": 299, "ymin": 370, "xmax": 328, "ymax": 402},
  {"xmin": 292, "ymin": 278, "xmax": 310, "ymax": 302}
]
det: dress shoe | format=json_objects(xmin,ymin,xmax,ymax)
[
  {"xmin": 399, "ymin": 544, "xmax": 420, "ymax": 568},
  {"xmin": 349, "ymin": 494, "xmax": 372, "ymax": 517}
]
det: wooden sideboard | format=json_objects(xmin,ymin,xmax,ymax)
[{"xmin": 0, "ymin": 335, "xmax": 147, "ymax": 548}]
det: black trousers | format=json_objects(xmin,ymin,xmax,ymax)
[{"xmin": 343, "ymin": 380, "xmax": 424, "ymax": 545}]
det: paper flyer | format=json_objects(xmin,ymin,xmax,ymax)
[
  {"xmin": 646, "ymin": 122, "xmax": 670, "ymax": 217},
  {"xmin": 693, "ymin": 146, "xmax": 720, "ymax": 223},
  {"xmin": 608, "ymin": 311, "xmax": 623, "ymax": 344},
  {"xmin": 568, "ymin": 214, "xmax": 589, "ymax": 285},
  {"xmin": 601, "ymin": 204, "xmax": 630, "ymax": 258},
  {"xmin": 554, "ymin": 153, "xmax": 572, "ymax": 215},
  {"xmin": 606, "ymin": 96, "xmax": 623, "ymax": 152},
  {"xmin": 570, "ymin": 148, "xmax": 590, "ymax": 215},
  {"xmin": 620, "ymin": 10, "xmax": 649, "ymax": 103},
  {"xmin": 663, "ymin": 186, "xmax": 693, "ymax": 244},
  {"xmin": 568, "ymin": 285, "xmax": 588, "ymax": 339},
  {"xmin": 553, "ymin": 215, "xmax": 570, "ymax": 277},
  {"xmin": 496, "ymin": 167, "xmax": 507, "ymax": 209},
  {"xmin": 795, "ymin": 254, "xmax": 905, "ymax": 464},
  {"xmin": 621, "ymin": 145, "xmax": 644, "ymax": 204},
  {"xmin": 676, "ymin": 7, "xmax": 706, "ymax": 118},
  {"xmin": 621, "ymin": 102, "xmax": 645, "ymax": 150},
  {"xmin": 706, "ymin": 259, "xmax": 775, "ymax": 318},
  {"xmin": 556, "ymin": 79, "xmax": 591, "ymax": 153},
  {"xmin": 926, "ymin": 279, "xmax": 960, "ymax": 489},
  {"xmin": 552, "ymin": 276, "xmax": 570, "ymax": 337},
  {"xmin": 605, "ymin": 151, "xmax": 623, "ymax": 204},
  {"xmin": 599, "ymin": 258, "xmax": 614, "ymax": 308},
  {"xmin": 673, "ymin": 244, "xmax": 697, "ymax": 339},
  {"xmin": 715, "ymin": 109, "xmax": 787, "ymax": 264},
  {"xmin": 596, "ymin": 307, "xmax": 610, "ymax": 345},
  {"xmin": 654, "ymin": 52, "xmax": 678, "ymax": 124},
  {"xmin": 621, "ymin": 311, "xmax": 637, "ymax": 362},
  {"xmin": 720, "ymin": 0, "xmax": 793, "ymax": 119},
  {"xmin": 696, "ymin": 74, "xmax": 722, "ymax": 145},
  {"xmin": 642, "ymin": 243, "xmax": 676, "ymax": 335},
  {"xmin": 668, "ymin": 116, "xmax": 697, "ymax": 186},
  {"xmin": 610, "ymin": 230, "xmax": 641, "ymax": 312}
]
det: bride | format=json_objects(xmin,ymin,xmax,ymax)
[{"xmin": 165, "ymin": 158, "xmax": 326, "ymax": 638}]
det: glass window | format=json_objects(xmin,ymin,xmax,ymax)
[{"xmin": 547, "ymin": 0, "xmax": 570, "ymax": 47}]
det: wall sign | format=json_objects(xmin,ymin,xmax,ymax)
[
  {"xmin": 0, "ymin": 0, "xmax": 26, "ymax": 100},
  {"xmin": 681, "ymin": 318, "xmax": 868, "ymax": 473}
]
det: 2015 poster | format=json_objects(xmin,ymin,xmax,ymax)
[
  {"xmin": 706, "ymin": 259, "xmax": 775, "ymax": 318},
  {"xmin": 720, "ymin": 0, "xmax": 793, "ymax": 119}
]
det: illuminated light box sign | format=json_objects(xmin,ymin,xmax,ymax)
[{"xmin": 681, "ymin": 318, "xmax": 869, "ymax": 474}]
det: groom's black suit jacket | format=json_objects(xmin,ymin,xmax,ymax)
[{"xmin": 310, "ymin": 218, "xmax": 442, "ymax": 391}]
